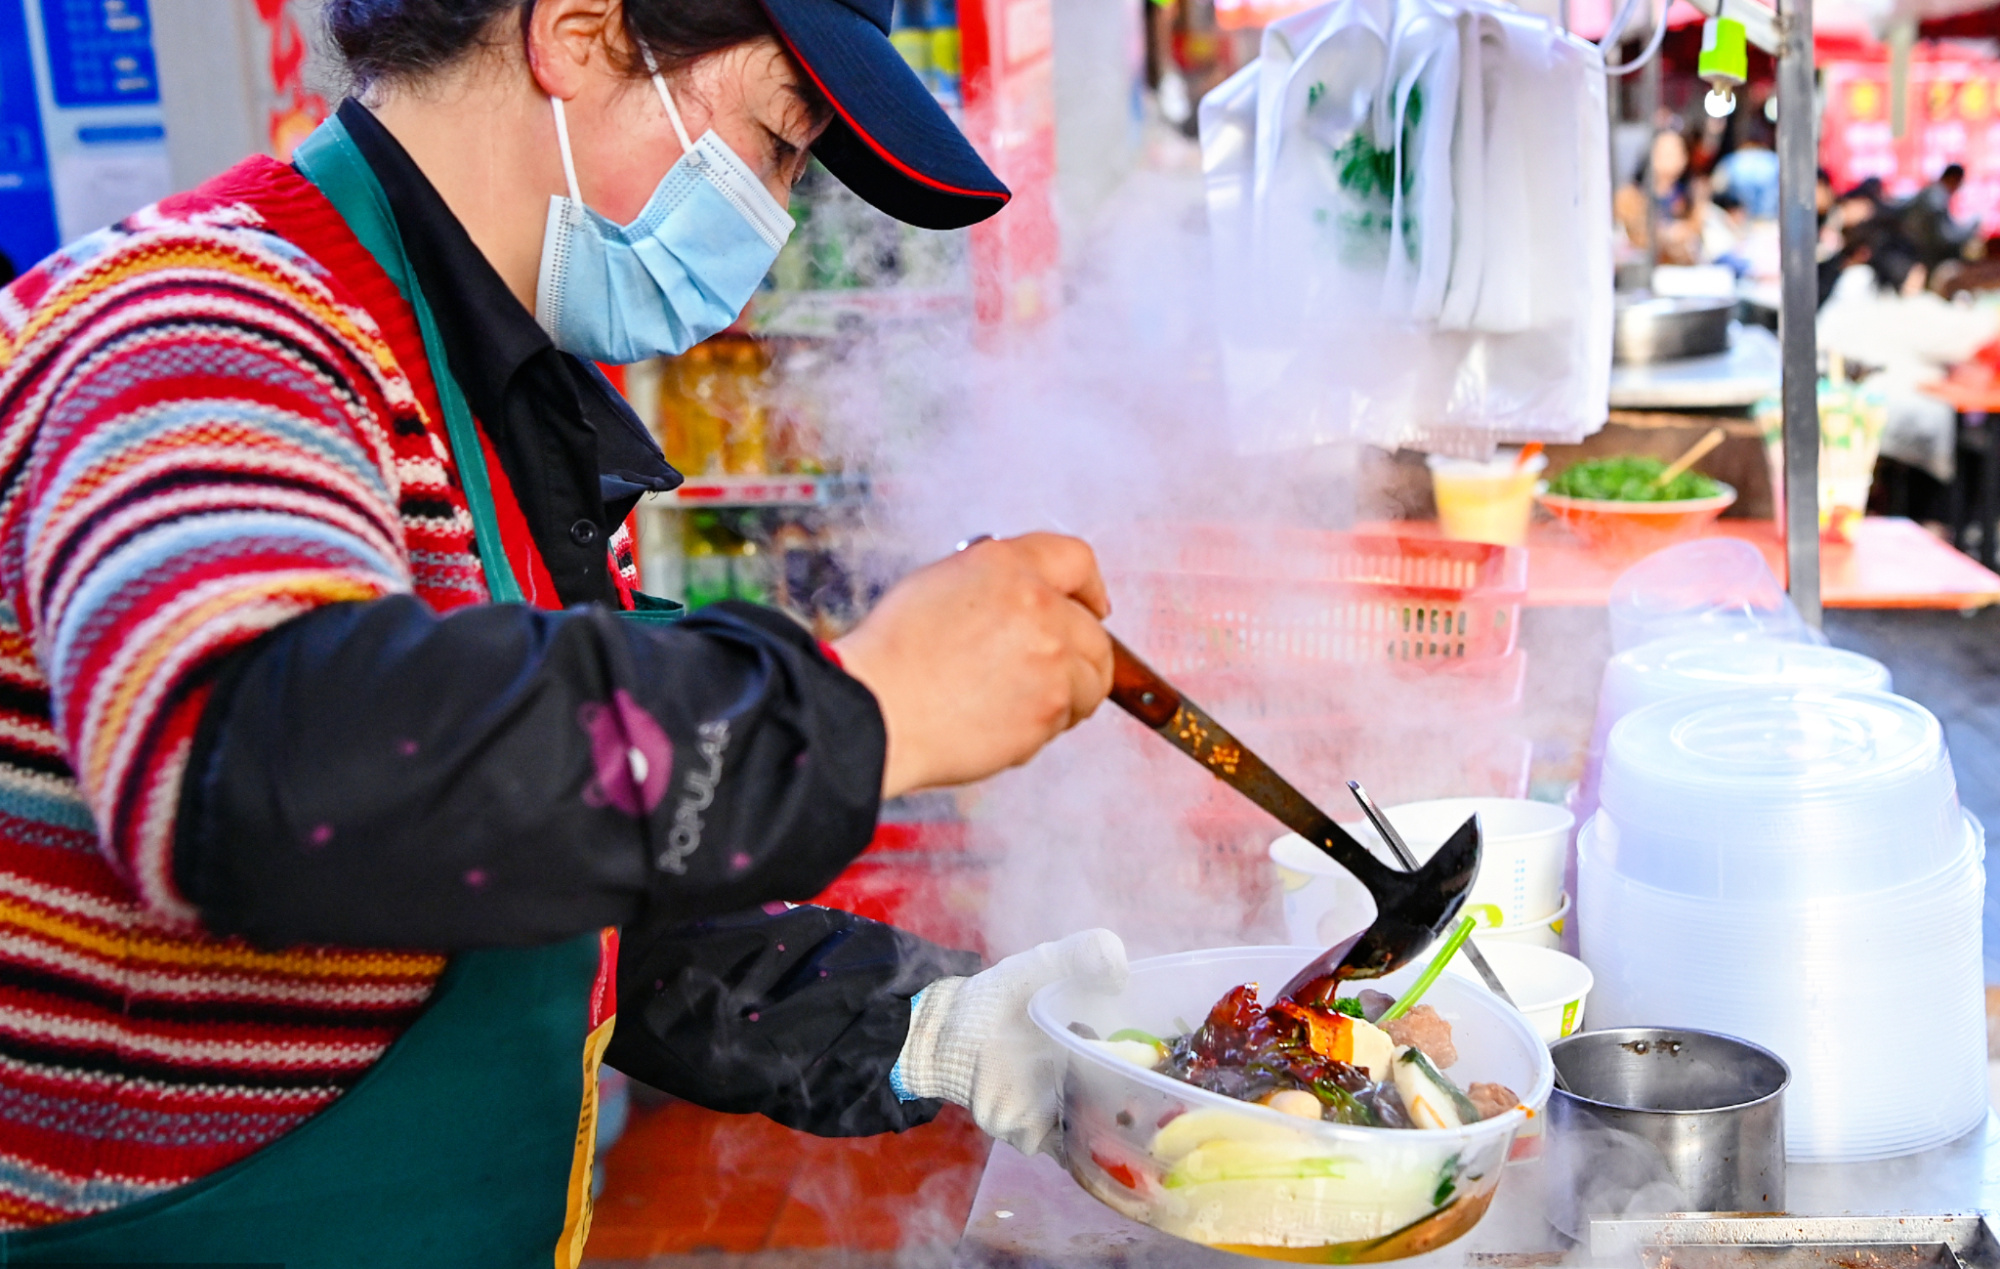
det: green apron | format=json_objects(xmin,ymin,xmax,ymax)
[{"xmin": 0, "ymin": 116, "xmax": 655, "ymax": 1267}]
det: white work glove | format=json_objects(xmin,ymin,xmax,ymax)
[{"xmin": 893, "ymin": 929, "xmax": 1128, "ymax": 1158}]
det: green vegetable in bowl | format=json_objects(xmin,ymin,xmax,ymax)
[{"xmin": 1546, "ymin": 456, "xmax": 1723, "ymax": 502}]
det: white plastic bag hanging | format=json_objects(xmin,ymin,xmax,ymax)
[
  {"xmin": 1198, "ymin": 0, "xmax": 1612, "ymax": 456},
  {"xmin": 1379, "ymin": 0, "xmax": 1459, "ymax": 322}
]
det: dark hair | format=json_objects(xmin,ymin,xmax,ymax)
[
  {"xmin": 1942, "ymin": 164, "xmax": 1966, "ymax": 184},
  {"xmin": 1712, "ymin": 189, "xmax": 1743, "ymax": 214},
  {"xmin": 327, "ymin": 0, "xmax": 821, "ymax": 108},
  {"xmin": 1870, "ymin": 243, "xmax": 1921, "ymax": 294},
  {"xmin": 1843, "ymin": 175, "xmax": 1885, "ymax": 205}
]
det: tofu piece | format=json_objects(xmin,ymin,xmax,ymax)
[
  {"xmin": 1275, "ymin": 1005, "xmax": 1396, "ymax": 1081},
  {"xmin": 1346, "ymin": 1017, "xmax": 1396, "ymax": 1082}
]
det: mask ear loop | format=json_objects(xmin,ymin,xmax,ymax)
[
  {"xmin": 549, "ymin": 96, "xmax": 585, "ymax": 203},
  {"xmin": 639, "ymin": 46, "xmax": 696, "ymax": 156}
]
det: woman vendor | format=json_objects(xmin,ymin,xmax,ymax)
[{"xmin": 0, "ymin": 0, "xmax": 1123, "ymax": 1262}]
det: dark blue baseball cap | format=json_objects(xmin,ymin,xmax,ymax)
[{"xmin": 758, "ymin": 0, "xmax": 1011, "ymax": 230}]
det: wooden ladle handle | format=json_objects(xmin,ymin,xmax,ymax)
[{"xmin": 1108, "ymin": 637, "xmax": 1182, "ymax": 729}]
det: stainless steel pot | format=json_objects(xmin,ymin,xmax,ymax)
[
  {"xmin": 1545, "ymin": 1028, "xmax": 1788, "ymax": 1237},
  {"xmin": 1615, "ymin": 296, "xmax": 1736, "ymax": 364}
]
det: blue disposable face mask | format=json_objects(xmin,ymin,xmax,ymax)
[{"xmin": 534, "ymin": 62, "xmax": 795, "ymax": 364}]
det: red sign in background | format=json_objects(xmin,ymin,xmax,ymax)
[{"xmin": 1822, "ymin": 55, "xmax": 2000, "ymax": 234}]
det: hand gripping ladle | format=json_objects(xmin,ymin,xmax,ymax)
[{"xmin": 1107, "ymin": 637, "xmax": 1482, "ymax": 1004}]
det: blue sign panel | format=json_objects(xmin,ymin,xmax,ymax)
[
  {"xmin": 0, "ymin": 0, "xmax": 59, "ymax": 274},
  {"xmin": 37, "ymin": 0, "xmax": 156, "ymax": 107}
]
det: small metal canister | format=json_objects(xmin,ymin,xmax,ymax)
[{"xmin": 1546, "ymin": 1028, "xmax": 1789, "ymax": 1237}]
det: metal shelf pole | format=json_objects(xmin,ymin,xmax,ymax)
[{"xmin": 1777, "ymin": 0, "xmax": 1822, "ymax": 626}]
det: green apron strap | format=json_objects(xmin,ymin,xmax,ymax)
[
  {"xmin": 0, "ymin": 936, "xmax": 606, "ymax": 1269},
  {"xmin": 293, "ymin": 116, "xmax": 527, "ymax": 607}
]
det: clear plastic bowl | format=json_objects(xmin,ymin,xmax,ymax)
[
  {"xmin": 1606, "ymin": 538, "xmax": 1820, "ymax": 654},
  {"xmin": 1030, "ymin": 946, "xmax": 1553, "ymax": 1261},
  {"xmin": 1595, "ymin": 688, "xmax": 1959, "ymax": 897},
  {"xmin": 1578, "ymin": 815, "xmax": 1988, "ymax": 1161}
]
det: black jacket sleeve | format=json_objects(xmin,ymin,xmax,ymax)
[
  {"xmin": 174, "ymin": 598, "xmax": 885, "ymax": 950},
  {"xmin": 607, "ymin": 904, "xmax": 982, "ymax": 1136}
]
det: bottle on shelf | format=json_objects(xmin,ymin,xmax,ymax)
[
  {"xmin": 929, "ymin": 0, "xmax": 960, "ymax": 106},
  {"xmin": 683, "ymin": 511, "xmax": 735, "ymax": 609},
  {"xmin": 891, "ymin": 0, "xmax": 933, "ymax": 81},
  {"xmin": 718, "ymin": 338, "xmax": 771, "ymax": 476},
  {"xmin": 728, "ymin": 510, "xmax": 776, "ymax": 606},
  {"xmin": 658, "ymin": 344, "xmax": 727, "ymax": 475}
]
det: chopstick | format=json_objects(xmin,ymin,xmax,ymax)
[
  {"xmin": 1346, "ymin": 781, "xmax": 1518, "ymax": 1010},
  {"xmin": 1653, "ymin": 427, "xmax": 1727, "ymax": 489}
]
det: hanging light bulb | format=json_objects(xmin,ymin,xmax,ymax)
[{"xmin": 1699, "ymin": 12, "xmax": 1748, "ymax": 119}]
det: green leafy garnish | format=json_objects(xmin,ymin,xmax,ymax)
[
  {"xmin": 1328, "ymin": 997, "xmax": 1366, "ymax": 1018},
  {"xmin": 1433, "ymin": 1152, "xmax": 1462, "ymax": 1207},
  {"xmin": 1315, "ymin": 1083, "xmax": 1379, "ymax": 1126},
  {"xmin": 1106, "ymin": 1028, "xmax": 1165, "ymax": 1049},
  {"xmin": 1547, "ymin": 456, "xmax": 1723, "ymax": 503}
]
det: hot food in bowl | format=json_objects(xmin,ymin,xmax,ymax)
[{"xmin": 1030, "ymin": 946, "xmax": 1554, "ymax": 1261}]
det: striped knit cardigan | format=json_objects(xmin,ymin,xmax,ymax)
[{"xmin": 0, "ymin": 155, "xmax": 637, "ymax": 1225}]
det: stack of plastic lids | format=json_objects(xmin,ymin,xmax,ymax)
[
  {"xmin": 1580, "ymin": 636, "xmax": 1892, "ymax": 804},
  {"xmin": 1598, "ymin": 637, "xmax": 1892, "ymax": 736},
  {"xmin": 1606, "ymin": 539, "xmax": 1825, "ymax": 654},
  {"xmin": 1573, "ymin": 541, "xmax": 1867, "ymax": 826},
  {"xmin": 1579, "ymin": 688, "xmax": 1987, "ymax": 1161}
]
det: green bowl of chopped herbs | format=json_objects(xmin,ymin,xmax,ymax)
[
  {"xmin": 1544, "ymin": 457, "xmax": 1725, "ymax": 502},
  {"xmin": 1537, "ymin": 458, "xmax": 1736, "ymax": 557}
]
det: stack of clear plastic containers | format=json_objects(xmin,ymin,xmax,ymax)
[
  {"xmin": 1578, "ymin": 636, "xmax": 1892, "ymax": 820},
  {"xmin": 1596, "ymin": 637, "xmax": 1891, "ymax": 743},
  {"xmin": 1579, "ymin": 688, "xmax": 1987, "ymax": 1162}
]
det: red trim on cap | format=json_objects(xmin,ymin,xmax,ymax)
[{"xmin": 773, "ymin": 24, "xmax": 1010, "ymax": 205}]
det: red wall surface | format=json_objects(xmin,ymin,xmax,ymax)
[{"xmin": 1823, "ymin": 55, "xmax": 2000, "ymax": 233}]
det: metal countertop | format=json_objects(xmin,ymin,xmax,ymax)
[{"xmin": 953, "ymin": 1112, "xmax": 2000, "ymax": 1269}]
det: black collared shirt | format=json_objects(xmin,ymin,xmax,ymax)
[{"xmin": 339, "ymin": 100, "xmax": 679, "ymax": 605}]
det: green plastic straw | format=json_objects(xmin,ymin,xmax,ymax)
[{"xmin": 1378, "ymin": 915, "xmax": 1477, "ymax": 1024}]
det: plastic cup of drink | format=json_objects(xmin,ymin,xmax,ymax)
[{"xmin": 1428, "ymin": 452, "xmax": 1547, "ymax": 546}]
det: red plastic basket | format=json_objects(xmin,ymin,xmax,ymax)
[
  {"xmin": 1103, "ymin": 526, "xmax": 1527, "ymax": 676},
  {"xmin": 1171, "ymin": 649, "xmax": 1528, "ymax": 722}
]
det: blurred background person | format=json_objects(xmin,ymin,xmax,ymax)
[
  {"xmin": 1821, "ymin": 240, "xmax": 2000, "ymax": 485},
  {"xmin": 1900, "ymin": 164, "xmax": 1975, "ymax": 271},
  {"xmin": 1616, "ymin": 127, "xmax": 1703, "ymax": 266},
  {"xmin": 1701, "ymin": 189, "xmax": 1753, "ymax": 275},
  {"xmin": 1712, "ymin": 117, "xmax": 1780, "ymax": 222}
]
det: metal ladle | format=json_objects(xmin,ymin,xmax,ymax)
[
  {"xmin": 1345, "ymin": 780, "xmax": 1518, "ymax": 1010},
  {"xmin": 1346, "ymin": 780, "xmax": 1570, "ymax": 1092}
]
